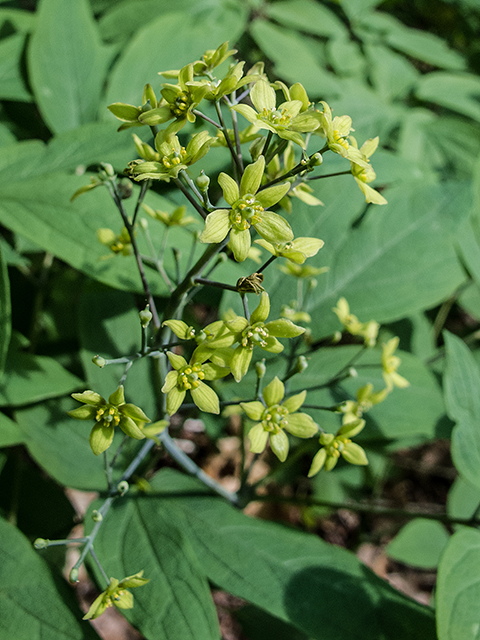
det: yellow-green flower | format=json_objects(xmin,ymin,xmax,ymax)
[
  {"xmin": 225, "ymin": 292, "xmax": 305, "ymax": 381},
  {"xmin": 161, "ymin": 349, "xmax": 229, "ymax": 416},
  {"xmin": 232, "ymin": 80, "xmax": 319, "ymax": 148},
  {"xmin": 68, "ymin": 387, "xmax": 150, "ymax": 455},
  {"xmin": 255, "ymin": 236, "xmax": 324, "ymax": 265},
  {"xmin": 200, "ymin": 155, "xmax": 293, "ymax": 262},
  {"xmin": 308, "ymin": 421, "xmax": 368, "ymax": 476},
  {"xmin": 278, "ymin": 262, "xmax": 327, "ymax": 278},
  {"xmin": 339, "ymin": 383, "xmax": 389, "ymax": 425},
  {"xmin": 241, "ymin": 376, "xmax": 318, "ymax": 462},
  {"xmin": 316, "ymin": 101, "xmax": 369, "ymax": 168},
  {"xmin": 96, "ymin": 226, "xmax": 132, "ymax": 256},
  {"xmin": 83, "ymin": 571, "xmax": 149, "ymax": 620},
  {"xmin": 162, "ymin": 319, "xmax": 235, "ymax": 368},
  {"xmin": 349, "ymin": 136, "xmax": 387, "ymax": 205},
  {"xmin": 333, "ymin": 297, "xmax": 379, "ymax": 347},
  {"xmin": 381, "ymin": 337, "xmax": 409, "ymax": 391},
  {"xmin": 107, "ymin": 84, "xmax": 161, "ymax": 131},
  {"xmin": 139, "ymin": 63, "xmax": 210, "ymax": 130},
  {"xmin": 128, "ymin": 130, "xmax": 213, "ymax": 182}
]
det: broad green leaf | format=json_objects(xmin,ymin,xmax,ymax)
[
  {"xmin": 436, "ymin": 528, "xmax": 480, "ymax": 640},
  {"xmin": 264, "ymin": 0, "xmax": 349, "ymax": 39},
  {"xmin": 265, "ymin": 182, "xmax": 467, "ymax": 340},
  {"xmin": 78, "ymin": 286, "xmax": 157, "ymax": 418},
  {"xmin": 105, "ymin": 6, "xmax": 248, "ymax": 107},
  {"xmin": 92, "ymin": 496, "xmax": 220, "ymax": 640},
  {"xmin": 146, "ymin": 469, "xmax": 436, "ymax": 640},
  {"xmin": 0, "ymin": 33, "xmax": 31, "ymax": 101},
  {"xmin": 385, "ymin": 28, "xmax": 465, "ymax": 70},
  {"xmin": 0, "ymin": 332, "xmax": 82, "ymax": 407},
  {"xmin": 0, "ymin": 8, "xmax": 37, "ymax": 32},
  {"xmin": 416, "ymin": 73, "xmax": 480, "ymax": 123},
  {"xmin": 456, "ymin": 216, "xmax": 480, "ymax": 287},
  {"xmin": 397, "ymin": 108, "xmax": 441, "ymax": 178},
  {"xmin": 447, "ymin": 476, "xmax": 480, "ymax": 522},
  {"xmin": 326, "ymin": 37, "xmax": 365, "ymax": 77},
  {"xmin": 0, "ymin": 246, "xmax": 11, "ymax": 373},
  {"xmin": 0, "ymin": 516, "xmax": 100, "ymax": 639},
  {"xmin": 386, "ymin": 518, "xmax": 450, "ymax": 569},
  {"xmin": 0, "ymin": 412, "xmax": 23, "ymax": 447},
  {"xmin": 423, "ymin": 117, "xmax": 480, "ymax": 178},
  {"xmin": 28, "ymin": 0, "xmax": 107, "ymax": 133},
  {"xmin": 366, "ymin": 45, "xmax": 419, "ymax": 102},
  {"xmin": 250, "ymin": 20, "xmax": 342, "ymax": 98},
  {"xmin": 341, "ymin": 0, "xmax": 384, "ymax": 19},
  {"xmin": 236, "ymin": 605, "xmax": 308, "ymax": 640},
  {"xmin": 14, "ymin": 399, "xmax": 107, "ymax": 490},
  {"xmin": 444, "ymin": 331, "xmax": 480, "ymax": 489}
]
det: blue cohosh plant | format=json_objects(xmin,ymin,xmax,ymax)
[{"xmin": 37, "ymin": 41, "xmax": 409, "ymax": 623}]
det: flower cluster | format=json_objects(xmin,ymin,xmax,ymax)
[
  {"xmin": 83, "ymin": 571, "xmax": 149, "ymax": 620},
  {"xmin": 333, "ymin": 297, "xmax": 380, "ymax": 347}
]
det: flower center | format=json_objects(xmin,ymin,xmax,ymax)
[
  {"xmin": 261, "ymin": 404, "xmax": 289, "ymax": 432},
  {"xmin": 241, "ymin": 322, "xmax": 269, "ymax": 349},
  {"xmin": 384, "ymin": 355, "xmax": 401, "ymax": 374},
  {"xmin": 161, "ymin": 146, "xmax": 187, "ymax": 169},
  {"xmin": 95, "ymin": 405, "xmax": 121, "ymax": 428},
  {"xmin": 230, "ymin": 194, "xmax": 264, "ymax": 231},
  {"xmin": 261, "ymin": 107, "xmax": 292, "ymax": 130},
  {"xmin": 171, "ymin": 91, "xmax": 193, "ymax": 118},
  {"xmin": 332, "ymin": 129, "xmax": 349, "ymax": 150},
  {"xmin": 178, "ymin": 363, "xmax": 205, "ymax": 390}
]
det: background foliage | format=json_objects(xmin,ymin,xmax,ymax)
[{"xmin": 1, "ymin": 0, "xmax": 480, "ymax": 638}]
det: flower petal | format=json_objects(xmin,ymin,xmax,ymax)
[
  {"xmin": 250, "ymin": 80, "xmax": 276, "ymax": 112},
  {"xmin": 166, "ymin": 387, "xmax": 186, "ymax": 415},
  {"xmin": 120, "ymin": 403, "xmax": 150, "ymax": 423},
  {"xmin": 240, "ymin": 156, "xmax": 265, "ymax": 197},
  {"xmin": 167, "ymin": 351, "xmax": 188, "ymax": 370},
  {"xmin": 284, "ymin": 412, "xmax": 318, "ymax": 438},
  {"xmin": 262, "ymin": 376, "xmax": 284, "ymax": 407},
  {"xmin": 254, "ymin": 211, "xmax": 293, "ymax": 244},
  {"xmin": 67, "ymin": 405, "xmax": 96, "ymax": 420},
  {"xmin": 270, "ymin": 429, "xmax": 289, "ymax": 462},
  {"xmin": 89, "ymin": 423, "xmax": 115, "ymax": 456},
  {"xmin": 202, "ymin": 362, "xmax": 230, "ymax": 381},
  {"xmin": 218, "ymin": 172, "xmax": 239, "ymax": 205},
  {"xmin": 250, "ymin": 291, "xmax": 270, "ymax": 324},
  {"xmin": 248, "ymin": 423, "xmax": 268, "ymax": 453},
  {"xmin": 108, "ymin": 386, "xmax": 125, "ymax": 406},
  {"xmin": 240, "ymin": 401, "xmax": 265, "ymax": 421},
  {"xmin": 200, "ymin": 209, "xmax": 231, "ymax": 243},
  {"xmin": 265, "ymin": 318, "xmax": 305, "ymax": 338},
  {"xmin": 71, "ymin": 390, "xmax": 104, "ymax": 405},
  {"xmin": 282, "ymin": 390, "xmax": 306, "ymax": 414},
  {"xmin": 191, "ymin": 382, "xmax": 220, "ymax": 414},
  {"xmin": 230, "ymin": 346, "xmax": 252, "ymax": 382},
  {"xmin": 255, "ymin": 183, "xmax": 290, "ymax": 209},
  {"xmin": 341, "ymin": 442, "xmax": 368, "ymax": 466},
  {"xmin": 162, "ymin": 370, "xmax": 178, "ymax": 393},
  {"xmin": 308, "ymin": 448, "xmax": 327, "ymax": 477},
  {"xmin": 229, "ymin": 227, "xmax": 251, "ymax": 262},
  {"xmin": 119, "ymin": 416, "xmax": 146, "ymax": 440}
]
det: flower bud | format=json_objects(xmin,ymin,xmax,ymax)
[
  {"xmin": 69, "ymin": 567, "xmax": 80, "ymax": 583},
  {"xmin": 34, "ymin": 538, "xmax": 49, "ymax": 549},
  {"xmin": 117, "ymin": 179, "xmax": 133, "ymax": 200},
  {"xmin": 92, "ymin": 355, "xmax": 106, "ymax": 368},
  {"xmin": 117, "ymin": 480, "xmax": 129, "ymax": 496},
  {"xmin": 348, "ymin": 367, "xmax": 358, "ymax": 378},
  {"xmin": 100, "ymin": 162, "xmax": 115, "ymax": 177},
  {"xmin": 294, "ymin": 355, "xmax": 308, "ymax": 374},
  {"xmin": 91, "ymin": 510, "xmax": 103, "ymax": 522},
  {"xmin": 255, "ymin": 359, "xmax": 266, "ymax": 379},
  {"xmin": 309, "ymin": 153, "xmax": 323, "ymax": 166},
  {"xmin": 139, "ymin": 306, "xmax": 153, "ymax": 328},
  {"xmin": 195, "ymin": 171, "xmax": 210, "ymax": 192}
]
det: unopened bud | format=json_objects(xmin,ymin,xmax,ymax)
[
  {"xmin": 100, "ymin": 162, "xmax": 115, "ymax": 177},
  {"xmin": 34, "ymin": 538, "xmax": 49, "ymax": 549},
  {"xmin": 91, "ymin": 510, "xmax": 103, "ymax": 522},
  {"xmin": 92, "ymin": 355, "xmax": 106, "ymax": 368},
  {"xmin": 195, "ymin": 171, "xmax": 210, "ymax": 192},
  {"xmin": 139, "ymin": 306, "xmax": 153, "ymax": 328},
  {"xmin": 348, "ymin": 367, "xmax": 358, "ymax": 378},
  {"xmin": 255, "ymin": 359, "xmax": 266, "ymax": 379},
  {"xmin": 117, "ymin": 480, "xmax": 129, "ymax": 496},
  {"xmin": 117, "ymin": 179, "xmax": 133, "ymax": 200},
  {"xmin": 307, "ymin": 278, "xmax": 318, "ymax": 291},
  {"xmin": 294, "ymin": 355, "xmax": 308, "ymax": 374},
  {"xmin": 69, "ymin": 567, "xmax": 80, "ymax": 583},
  {"xmin": 309, "ymin": 152, "xmax": 323, "ymax": 166},
  {"xmin": 332, "ymin": 331, "xmax": 342, "ymax": 344}
]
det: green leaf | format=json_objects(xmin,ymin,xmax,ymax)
[
  {"xmin": 105, "ymin": 6, "xmax": 248, "ymax": 107},
  {"xmin": 436, "ymin": 528, "xmax": 480, "ymax": 640},
  {"xmin": 14, "ymin": 398, "xmax": 107, "ymax": 491},
  {"xmin": 0, "ymin": 247, "xmax": 11, "ymax": 374},
  {"xmin": 0, "ymin": 33, "xmax": 31, "ymax": 101},
  {"xmin": 447, "ymin": 476, "xmax": 480, "ymax": 522},
  {"xmin": 146, "ymin": 469, "xmax": 436, "ymax": 640},
  {"xmin": 0, "ymin": 333, "xmax": 82, "ymax": 407},
  {"xmin": 264, "ymin": 0, "xmax": 348, "ymax": 39},
  {"xmin": 92, "ymin": 496, "xmax": 220, "ymax": 640},
  {"xmin": 0, "ymin": 8, "xmax": 37, "ymax": 33},
  {"xmin": 444, "ymin": 331, "xmax": 480, "ymax": 489},
  {"xmin": 386, "ymin": 518, "xmax": 450, "ymax": 569},
  {"xmin": 0, "ymin": 412, "xmax": 23, "ymax": 447},
  {"xmin": 28, "ymin": 0, "xmax": 107, "ymax": 133},
  {"xmin": 366, "ymin": 45, "xmax": 419, "ymax": 102},
  {"xmin": 385, "ymin": 28, "xmax": 465, "ymax": 70},
  {"xmin": 236, "ymin": 605, "xmax": 309, "ymax": 640},
  {"xmin": 0, "ymin": 516, "xmax": 100, "ymax": 639},
  {"xmin": 250, "ymin": 20, "xmax": 342, "ymax": 98},
  {"xmin": 416, "ymin": 73, "xmax": 480, "ymax": 123}
]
